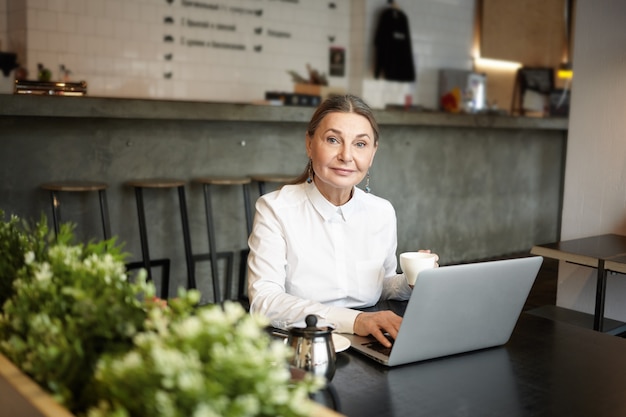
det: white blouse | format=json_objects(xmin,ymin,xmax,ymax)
[{"xmin": 247, "ymin": 181, "xmax": 412, "ymax": 333}]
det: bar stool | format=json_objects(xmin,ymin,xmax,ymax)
[
  {"xmin": 40, "ymin": 181, "xmax": 111, "ymax": 240},
  {"xmin": 124, "ymin": 178, "xmax": 195, "ymax": 299},
  {"xmin": 250, "ymin": 173, "xmax": 297, "ymax": 196},
  {"xmin": 193, "ymin": 176, "xmax": 252, "ymax": 305}
]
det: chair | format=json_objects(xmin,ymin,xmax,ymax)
[
  {"xmin": 193, "ymin": 176, "xmax": 252, "ymax": 306},
  {"xmin": 124, "ymin": 178, "xmax": 194, "ymax": 299},
  {"xmin": 40, "ymin": 181, "xmax": 111, "ymax": 240}
]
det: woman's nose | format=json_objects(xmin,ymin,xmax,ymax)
[{"xmin": 338, "ymin": 145, "xmax": 352, "ymax": 161}]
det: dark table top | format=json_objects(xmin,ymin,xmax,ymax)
[
  {"xmin": 531, "ymin": 234, "xmax": 626, "ymax": 266},
  {"xmin": 321, "ymin": 302, "xmax": 626, "ymax": 417}
]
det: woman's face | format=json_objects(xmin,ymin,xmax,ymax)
[{"xmin": 306, "ymin": 111, "xmax": 377, "ymax": 203}]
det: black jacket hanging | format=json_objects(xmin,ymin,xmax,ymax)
[{"xmin": 374, "ymin": 7, "xmax": 416, "ymax": 82}]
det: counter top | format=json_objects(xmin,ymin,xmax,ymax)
[{"xmin": 0, "ymin": 94, "xmax": 568, "ymax": 130}]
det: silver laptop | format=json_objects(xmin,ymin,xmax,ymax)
[{"xmin": 345, "ymin": 256, "xmax": 543, "ymax": 366}]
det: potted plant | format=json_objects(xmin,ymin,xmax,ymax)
[{"xmin": 0, "ymin": 211, "xmax": 330, "ymax": 417}]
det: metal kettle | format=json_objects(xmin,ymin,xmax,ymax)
[{"xmin": 287, "ymin": 314, "xmax": 336, "ymax": 381}]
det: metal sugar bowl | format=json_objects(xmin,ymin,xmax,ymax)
[{"xmin": 287, "ymin": 315, "xmax": 336, "ymax": 381}]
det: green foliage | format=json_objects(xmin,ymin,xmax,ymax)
[
  {"xmin": 0, "ymin": 228, "xmax": 152, "ymax": 412},
  {"xmin": 0, "ymin": 212, "xmax": 322, "ymax": 417},
  {"xmin": 87, "ymin": 301, "xmax": 321, "ymax": 417},
  {"xmin": 0, "ymin": 211, "xmax": 52, "ymax": 306}
]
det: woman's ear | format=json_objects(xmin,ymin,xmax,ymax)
[{"xmin": 305, "ymin": 133, "xmax": 312, "ymax": 157}]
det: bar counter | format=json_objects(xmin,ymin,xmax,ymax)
[
  {"xmin": 0, "ymin": 95, "xmax": 567, "ymax": 301},
  {"xmin": 0, "ymin": 94, "xmax": 568, "ymax": 129}
]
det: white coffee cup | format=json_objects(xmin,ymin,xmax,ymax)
[{"xmin": 400, "ymin": 252, "xmax": 438, "ymax": 286}]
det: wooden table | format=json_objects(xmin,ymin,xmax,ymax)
[
  {"xmin": 530, "ymin": 233, "xmax": 626, "ymax": 331},
  {"xmin": 605, "ymin": 254, "xmax": 626, "ymax": 274},
  {"xmin": 322, "ymin": 302, "xmax": 626, "ymax": 417}
]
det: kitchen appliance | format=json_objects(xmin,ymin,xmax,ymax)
[{"xmin": 438, "ymin": 69, "xmax": 487, "ymax": 113}]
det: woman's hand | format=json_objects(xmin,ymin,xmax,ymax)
[
  {"xmin": 406, "ymin": 249, "xmax": 439, "ymax": 289},
  {"xmin": 418, "ymin": 249, "xmax": 439, "ymax": 267},
  {"xmin": 353, "ymin": 311, "xmax": 402, "ymax": 348}
]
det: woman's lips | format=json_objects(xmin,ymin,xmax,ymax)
[{"xmin": 331, "ymin": 168, "xmax": 354, "ymax": 175}]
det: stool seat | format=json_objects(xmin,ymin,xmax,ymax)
[
  {"xmin": 194, "ymin": 176, "xmax": 252, "ymax": 186},
  {"xmin": 41, "ymin": 181, "xmax": 108, "ymax": 192},
  {"xmin": 250, "ymin": 173, "xmax": 297, "ymax": 196},
  {"xmin": 250, "ymin": 174, "xmax": 296, "ymax": 183},
  {"xmin": 124, "ymin": 178, "xmax": 186, "ymax": 188}
]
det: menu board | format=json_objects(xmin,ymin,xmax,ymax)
[
  {"xmin": 159, "ymin": 0, "xmax": 346, "ymax": 88},
  {"xmin": 19, "ymin": 0, "xmax": 349, "ymax": 101}
]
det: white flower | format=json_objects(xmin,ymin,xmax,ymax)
[
  {"xmin": 34, "ymin": 262, "xmax": 52, "ymax": 281},
  {"xmin": 49, "ymin": 244, "xmax": 82, "ymax": 267},
  {"xmin": 237, "ymin": 316, "xmax": 264, "ymax": 339},
  {"xmin": 24, "ymin": 251, "xmax": 35, "ymax": 264},
  {"xmin": 174, "ymin": 316, "xmax": 203, "ymax": 339},
  {"xmin": 110, "ymin": 351, "xmax": 143, "ymax": 376},
  {"xmin": 192, "ymin": 403, "xmax": 220, "ymax": 417},
  {"xmin": 150, "ymin": 346, "xmax": 200, "ymax": 379},
  {"xmin": 154, "ymin": 390, "xmax": 176, "ymax": 417},
  {"xmin": 220, "ymin": 300, "xmax": 247, "ymax": 324},
  {"xmin": 147, "ymin": 307, "xmax": 169, "ymax": 336},
  {"xmin": 233, "ymin": 394, "xmax": 261, "ymax": 416},
  {"xmin": 176, "ymin": 369, "xmax": 203, "ymax": 392}
]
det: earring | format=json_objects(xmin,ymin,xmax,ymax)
[
  {"xmin": 365, "ymin": 171, "xmax": 371, "ymax": 193},
  {"xmin": 306, "ymin": 159, "xmax": 313, "ymax": 184}
]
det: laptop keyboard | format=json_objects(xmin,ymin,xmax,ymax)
[{"xmin": 364, "ymin": 334, "xmax": 395, "ymax": 356}]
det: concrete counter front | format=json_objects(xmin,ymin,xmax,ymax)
[{"xmin": 0, "ymin": 95, "xmax": 567, "ymax": 302}]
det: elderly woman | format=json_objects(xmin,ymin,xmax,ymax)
[{"xmin": 247, "ymin": 94, "xmax": 436, "ymax": 347}]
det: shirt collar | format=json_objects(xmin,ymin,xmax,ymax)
[{"xmin": 305, "ymin": 181, "xmax": 364, "ymax": 222}]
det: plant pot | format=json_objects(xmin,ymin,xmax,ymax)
[
  {"xmin": 0, "ymin": 353, "xmax": 343, "ymax": 417},
  {"xmin": 0, "ymin": 352, "xmax": 74, "ymax": 417}
]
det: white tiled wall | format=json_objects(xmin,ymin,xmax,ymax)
[
  {"xmin": 0, "ymin": 0, "xmax": 10, "ymax": 54},
  {"xmin": 359, "ymin": 0, "xmax": 475, "ymax": 109},
  {"xmin": 0, "ymin": 1, "xmax": 6, "ymax": 51},
  {"xmin": 13, "ymin": 0, "xmax": 351, "ymax": 102},
  {"xmin": 1, "ymin": 0, "xmax": 476, "ymax": 108}
]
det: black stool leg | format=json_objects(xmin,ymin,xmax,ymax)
[
  {"xmin": 202, "ymin": 183, "xmax": 222, "ymax": 303},
  {"xmin": 258, "ymin": 181, "xmax": 266, "ymax": 196},
  {"xmin": 134, "ymin": 187, "xmax": 152, "ymax": 282},
  {"xmin": 98, "ymin": 189, "xmax": 111, "ymax": 240},
  {"xmin": 238, "ymin": 183, "xmax": 253, "ymax": 301},
  {"xmin": 131, "ymin": 187, "xmax": 171, "ymax": 299},
  {"xmin": 49, "ymin": 191, "xmax": 61, "ymax": 237},
  {"xmin": 238, "ymin": 249, "xmax": 249, "ymax": 302},
  {"xmin": 243, "ymin": 183, "xmax": 253, "ymax": 236},
  {"xmin": 177, "ymin": 185, "xmax": 196, "ymax": 290}
]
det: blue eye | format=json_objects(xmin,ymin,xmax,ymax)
[{"xmin": 327, "ymin": 137, "xmax": 339, "ymax": 143}]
